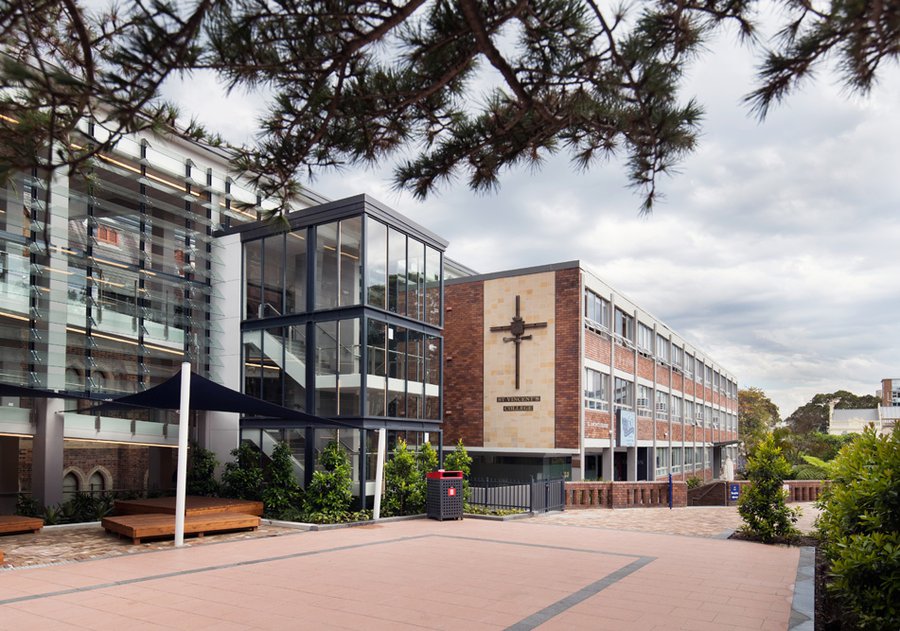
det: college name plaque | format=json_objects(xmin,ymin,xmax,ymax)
[{"xmin": 497, "ymin": 395, "xmax": 540, "ymax": 412}]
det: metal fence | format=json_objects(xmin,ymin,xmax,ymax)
[{"xmin": 468, "ymin": 477, "xmax": 566, "ymax": 513}]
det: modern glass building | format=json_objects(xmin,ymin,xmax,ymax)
[
  {"xmin": 1, "ymin": 121, "xmax": 452, "ymax": 509},
  {"xmin": 231, "ymin": 196, "xmax": 446, "ymax": 498}
]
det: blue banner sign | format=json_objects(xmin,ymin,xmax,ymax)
[{"xmin": 729, "ymin": 483, "xmax": 740, "ymax": 501}]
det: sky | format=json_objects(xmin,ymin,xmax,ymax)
[{"xmin": 162, "ymin": 11, "xmax": 900, "ymax": 419}]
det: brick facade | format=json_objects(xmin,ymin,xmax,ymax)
[
  {"xmin": 554, "ymin": 268, "xmax": 580, "ymax": 450},
  {"xmin": 17, "ymin": 441, "xmax": 151, "ymax": 495},
  {"xmin": 442, "ymin": 281, "xmax": 485, "ymax": 446}
]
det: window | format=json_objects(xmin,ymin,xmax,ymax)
[
  {"xmin": 315, "ymin": 217, "xmax": 362, "ymax": 310},
  {"xmin": 584, "ymin": 290, "xmax": 610, "ymax": 330},
  {"xmin": 696, "ymin": 360, "xmax": 705, "ymax": 384},
  {"xmin": 656, "ymin": 334, "xmax": 669, "ymax": 363},
  {"xmin": 685, "ymin": 447, "xmax": 694, "ymax": 469},
  {"xmin": 97, "ymin": 224, "xmax": 119, "ymax": 246},
  {"xmin": 655, "ymin": 447, "xmax": 669, "ymax": 477},
  {"xmin": 584, "ymin": 368, "xmax": 608, "ymax": 410},
  {"xmin": 656, "ymin": 391, "xmax": 669, "ymax": 419},
  {"xmin": 706, "ymin": 365, "xmax": 713, "ymax": 384},
  {"xmin": 614, "ymin": 309, "xmax": 633, "ymax": 344},
  {"xmin": 713, "ymin": 371, "xmax": 720, "ymax": 392},
  {"xmin": 672, "ymin": 345, "xmax": 683, "ymax": 370},
  {"xmin": 637, "ymin": 384, "xmax": 652, "ymax": 416},
  {"xmin": 637, "ymin": 323, "xmax": 653, "ymax": 354},
  {"xmin": 672, "ymin": 447, "xmax": 683, "ymax": 473},
  {"xmin": 89, "ymin": 471, "xmax": 106, "ymax": 493},
  {"xmin": 63, "ymin": 472, "xmax": 80, "ymax": 500},
  {"xmin": 671, "ymin": 396, "xmax": 682, "ymax": 421},
  {"xmin": 614, "ymin": 377, "xmax": 633, "ymax": 408},
  {"xmin": 684, "ymin": 400, "xmax": 694, "ymax": 424},
  {"xmin": 684, "ymin": 354, "xmax": 694, "ymax": 378},
  {"xmin": 706, "ymin": 405, "xmax": 713, "ymax": 426},
  {"xmin": 696, "ymin": 404, "xmax": 704, "ymax": 423}
]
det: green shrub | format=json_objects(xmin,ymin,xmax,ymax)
[
  {"xmin": 738, "ymin": 433, "xmax": 800, "ymax": 543},
  {"xmin": 817, "ymin": 426, "xmax": 900, "ymax": 630},
  {"xmin": 383, "ymin": 439, "xmax": 421, "ymax": 516},
  {"xmin": 303, "ymin": 441, "xmax": 353, "ymax": 522},
  {"xmin": 262, "ymin": 440, "xmax": 304, "ymax": 519},
  {"xmin": 221, "ymin": 441, "xmax": 264, "ymax": 501},
  {"xmin": 417, "ymin": 441, "xmax": 439, "ymax": 477},
  {"xmin": 187, "ymin": 442, "xmax": 221, "ymax": 496},
  {"xmin": 686, "ymin": 476, "xmax": 703, "ymax": 489},
  {"xmin": 443, "ymin": 440, "xmax": 473, "ymax": 500},
  {"xmin": 16, "ymin": 493, "xmax": 41, "ymax": 518},
  {"xmin": 791, "ymin": 463, "xmax": 828, "ymax": 480}
]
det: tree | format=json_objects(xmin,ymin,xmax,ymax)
[
  {"xmin": 2, "ymin": 1, "xmax": 897, "ymax": 214},
  {"xmin": 382, "ymin": 438, "xmax": 421, "ymax": 517},
  {"xmin": 738, "ymin": 387, "xmax": 780, "ymax": 455},
  {"xmin": 737, "ymin": 433, "xmax": 800, "ymax": 543},
  {"xmin": 786, "ymin": 390, "xmax": 881, "ymax": 434},
  {"xmin": 443, "ymin": 439, "xmax": 473, "ymax": 501},
  {"xmin": 261, "ymin": 440, "xmax": 303, "ymax": 520},
  {"xmin": 186, "ymin": 442, "xmax": 221, "ymax": 497},
  {"xmin": 221, "ymin": 440, "xmax": 264, "ymax": 501},
  {"xmin": 304, "ymin": 441, "xmax": 353, "ymax": 521},
  {"xmin": 816, "ymin": 426, "xmax": 900, "ymax": 630}
]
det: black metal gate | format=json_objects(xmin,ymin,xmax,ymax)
[
  {"xmin": 468, "ymin": 477, "xmax": 566, "ymax": 513},
  {"xmin": 530, "ymin": 478, "xmax": 566, "ymax": 513}
]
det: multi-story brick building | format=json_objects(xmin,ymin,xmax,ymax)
[
  {"xmin": 881, "ymin": 378, "xmax": 900, "ymax": 407},
  {"xmin": 442, "ymin": 261, "xmax": 739, "ymax": 482}
]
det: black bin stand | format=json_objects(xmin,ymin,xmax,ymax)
[{"xmin": 426, "ymin": 470, "xmax": 464, "ymax": 521}]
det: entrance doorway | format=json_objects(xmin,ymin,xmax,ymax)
[
  {"xmin": 637, "ymin": 447, "xmax": 649, "ymax": 481},
  {"xmin": 613, "ymin": 451, "xmax": 627, "ymax": 481}
]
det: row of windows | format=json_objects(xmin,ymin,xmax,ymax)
[
  {"xmin": 584, "ymin": 289, "xmax": 737, "ymax": 398},
  {"xmin": 245, "ymin": 215, "xmax": 442, "ymax": 327},
  {"xmin": 584, "ymin": 368, "xmax": 737, "ymax": 429},
  {"xmin": 242, "ymin": 317, "xmax": 440, "ymax": 420},
  {"xmin": 655, "ymin": 447, "xmax": 713, "ymax": 476}
]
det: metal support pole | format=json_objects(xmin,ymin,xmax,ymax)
[
  {"xmin": 175, "ymin": 362, "xmax": 191, "ymax": 546},
  {"xmin": 668, "ymin": 473, "xmax": 673, "ymax": 510},
  {"xmin": 373, "ymin": 428, "xmax": 386, "ymax": 520}
]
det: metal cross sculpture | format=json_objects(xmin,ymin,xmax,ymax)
[{"xmin": 489, "ymin": 295, "xmax": 547, "ymax": 390}]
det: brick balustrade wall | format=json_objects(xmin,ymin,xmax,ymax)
[
  {"xmin": 566, "ymin": 481, "xmax": 688, "ymax": 509},
  {"xmin": 688, "ymin": 480, "xmax": 826, "ymax": 506}
]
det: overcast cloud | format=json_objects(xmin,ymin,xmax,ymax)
[{"xmin": 163, "ymin": 19, "xmax": 900, "ymax": 419}]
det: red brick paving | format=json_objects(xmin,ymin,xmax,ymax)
[{"xmin": 0, "ymin": 518, "xmax": 802, "ymax": 630}]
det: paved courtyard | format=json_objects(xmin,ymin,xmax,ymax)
[{"xmin": 0, "ymin": 516, "xmax": 807, "ymax": 630}]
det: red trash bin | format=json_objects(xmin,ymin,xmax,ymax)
[{"xmin": 426, "ymin": 470, "xmax": 464, "ymax": 520}]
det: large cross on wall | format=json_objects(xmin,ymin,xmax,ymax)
[{"xmin": 489, "ymin": 295, "xmax": 547, "ymax": 390}]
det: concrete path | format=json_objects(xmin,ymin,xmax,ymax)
[{"xmin": 0, "ymin": 518, "xmax": 801, "ymax": 630}]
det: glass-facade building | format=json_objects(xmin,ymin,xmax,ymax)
[
  {"xmin": 234, "ymin": 196, "xmax": 446, "ymax": 497},
  {"xmin": 0, "ymin": 123, "xmax": 334, "ymax": 509}
]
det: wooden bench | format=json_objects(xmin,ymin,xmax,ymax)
[
  {"xmin": 0, "ymin": 515, "xmax": 44, "ymax": 536},
  {"xmin": 102, "ymin": 512, "xmax": 260, "ymax": 544},
  {"xmin": 115, "ymin": 496, "xmax": 264, "ymax": 517}
]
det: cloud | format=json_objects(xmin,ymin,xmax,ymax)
[{"xmin": 160, "ymin": 20, "xmax": 900, "ymax": 420}]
